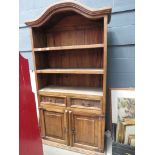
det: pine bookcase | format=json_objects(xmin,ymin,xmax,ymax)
[{"xmin": 26, "ymin": 2, "xmax": 112, "ymax": 154}]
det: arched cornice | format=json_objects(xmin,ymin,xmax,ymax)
[{"xmin": 25, "ymin": 1, "xmax": 112, "ymax": 27}]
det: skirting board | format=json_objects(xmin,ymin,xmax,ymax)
[{"xmin": 42, "ymin": 139, "xmax": 105, "ymax": 155}]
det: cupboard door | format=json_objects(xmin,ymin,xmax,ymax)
[
  {"xmin": 69, "ymin": 112, "xmax": 105, "ymax": 152},
  {"xmin": 42, "ymin": 110, "xmax": 69, "ymax": 145}
]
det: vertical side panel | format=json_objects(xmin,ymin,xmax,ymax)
[
  {"xmin": 29, "ymin": 28, "xmax": 40, "ymax": 99},
  {"xmin": 98, "ymin": 116, "xmax": 105, "ymax": 152},
  {"xmin": 29, "ymin": 28, "xmax": 42, "ymax": 127},
  {"xmin": 103, "ymin": 15, "xmax": 108, "ymax": 114},
  {"xmin": 64, "ymin": 110, "xmax": 69, "ymax": 145},
  {"xmin": 69, "ymin": 111, "xmax": 73, "ymax": 146},
  {"xmin": 40, "ymin": 109, "xmax": 46, "ymax": 138},
  {"xmin": 102, "ymin": 15, "xmax": 108, "ymax": 152}
]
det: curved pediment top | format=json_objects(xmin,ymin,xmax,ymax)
[{"xmin": 25, "ymin": 1, "xmax": 112, "ymax": 27}]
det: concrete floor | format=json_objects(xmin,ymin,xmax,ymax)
[
  {"xmin": 43, "ymin": 131, "xmax": 112, "ymax": 155},
  {"xmin": 43, "ymin": 144, "xmax": 82, "ymax": 155}
]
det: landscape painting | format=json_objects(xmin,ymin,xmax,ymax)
[{"xmin": 117, "ymin": 98, "xmax": 135, "ymax": 122}]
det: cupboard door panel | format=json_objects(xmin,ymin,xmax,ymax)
[
  {"xmin": 43, "ymin": 110, "xmax": 69, "ymax": 145},
  {"xmin": 74, "ymin": 116, "xmax": 97, "ymax": 146},
  {"xmin": 70, "ymin": 113, "xmax": 105, "ymax": 151},
  {"xmin": 44, "ymin": 111, "xmax": 64, "ymax": 139}
]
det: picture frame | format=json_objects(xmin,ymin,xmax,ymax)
[
  {"xmin": 117, "ymin": 119, "xmax": 135, "ymax": 144},
  {"xmin": 128, "ymin": 134, "xmax": 135, "ymax": 146},
  {"xmin": 109, "ymin": 88, "xmax": 135, "ymax": 125}
]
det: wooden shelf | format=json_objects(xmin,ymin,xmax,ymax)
[
  {"xmin": 34, "ymin": 44, "xmax": 104, "ymax": 52},
  {"xmin": 39, "ymin": 85, "xmax": 103, "ymax": 97},
  {"xmin": 36, "ymin": 68, "xmax": 104, "ymax": 74}
]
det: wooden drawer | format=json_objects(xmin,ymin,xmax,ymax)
[
  {"xmin": 40, "ymin": 95, "xmax": 66, "ymax": 106},
  {"xmin": 68, "ymin": 97, "xmax": 102, "ymax": 110}
]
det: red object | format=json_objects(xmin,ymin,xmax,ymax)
[{"xmin": 19, "ymin": 53, "xmax": 43, "ymax": 155}]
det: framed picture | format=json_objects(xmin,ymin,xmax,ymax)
[
  {"xmin": 128, "ymin": 134, "xmax": 135, "ymax": 146},
  {"xmin": 109, "ymin": 88, "xmax": 135, "ymax": 124},
  {"xmin": 117, "ymin": 119, "xmax": 135, "ymax": 144}
]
